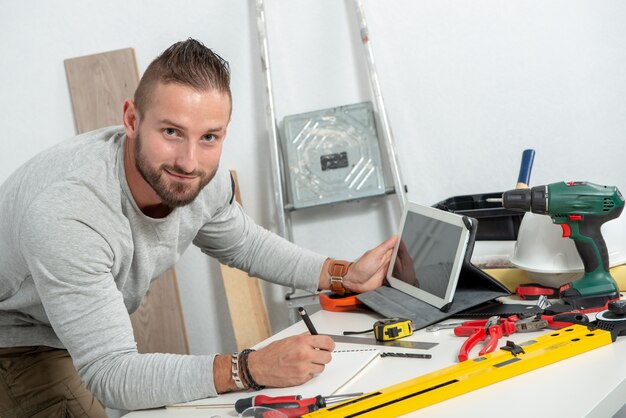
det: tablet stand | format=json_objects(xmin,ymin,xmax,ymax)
[{"xmin": 356, "ymin": 216, "xmax": 510, "ymax": 331}]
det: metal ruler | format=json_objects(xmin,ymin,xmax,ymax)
[
  {"xmin": 324, "ymin": 334, "xmax": 438, "ymax": 350},
  {"xmin": 305, "ymin": 325, "xmax": 612, "ymax": 417}
]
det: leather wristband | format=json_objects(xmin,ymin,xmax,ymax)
[
  {"xmin": 328, "ymin": 259, "xmax": 352, "ymax": 295},
  {"xmin": 240, "ymin": 348, "xmax": 264, "ymax": 391}
]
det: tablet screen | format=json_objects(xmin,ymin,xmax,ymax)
[{"xmin": 386, "ymin": 202, "xmax": 470, "ymax": 310}]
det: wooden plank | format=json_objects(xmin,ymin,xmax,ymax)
[
  {"xmin": 64, "ymin": 48, "xmax": 139, "ymax": 134},
  {"xmin": 129, "ymin": 269, "xmax": 189, "ymax": 354},
  {"xmin": 221, "ymin": 171, "xmax": 272, "ymax": 350},
  {"xmin": 64, "ymin": 48, "xmax": 189, "ymax": 355}
]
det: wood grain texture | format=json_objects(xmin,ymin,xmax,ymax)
[
  {"xmin": 65, "ymin": 47, "xmax": 189, "ymax": 355},
  {"xmin": 221, "ymin": 171, "xmax": 272, "ymax": 350},
  {"xmin": 129, "ymin": 269, "xmax": 190, "ymax": 354},
  {"xmin": 64, "ymin": 48, "xmax": 138, "ymax": 134}
]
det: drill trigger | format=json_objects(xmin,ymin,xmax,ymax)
[{"xmin": 560, "ymin": 224, "xmax": 571, "ymax": 238}]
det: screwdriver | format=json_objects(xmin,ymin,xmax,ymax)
[{"xmin": 234, "ymin": 392, "xmax": 363, "ymax": 415}]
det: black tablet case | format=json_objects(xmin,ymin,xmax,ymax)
[{"xmin": 357, "ymin": 216, "xmax": 510, "ymax": 331}]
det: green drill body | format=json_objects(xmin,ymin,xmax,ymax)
[{"xmin": 502, "ymin": 181, "xmax": 625, "ymax": 306}]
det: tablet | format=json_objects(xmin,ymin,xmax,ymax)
[{"xmin": 386, "ymin": 202, "xmax": 471, "ymax": 310}]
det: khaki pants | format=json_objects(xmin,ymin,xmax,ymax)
[{"xmin": 0, "ymin": 346, "xmax": 107, "ymax": 418}]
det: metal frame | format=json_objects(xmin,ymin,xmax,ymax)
[
  {"xmin": 353, "ymin": 0, "xmax": 407, "ymax": 210},
  {"xmin": 254, "ymin": 0, "xmax": 407, "ymax": 322},
  {"xmin": 254, "ymin": 0, "xmax": 292, "ymax": 241}
]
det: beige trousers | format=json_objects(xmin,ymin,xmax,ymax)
[{"xmin": 0, "ymin": 346, "xmax": 107, "ymax": 418}]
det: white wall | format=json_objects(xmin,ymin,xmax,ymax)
[
  {"xmin": 1, "ymin": 0, "xmax": 268, "ymax": 356},
  {"xmin": 2, "ymin": 0, "xmax": 626, "ymax": 376},
  {"xmin": 363, "ymin": 0, "xmax": 626, "ymax": 205}
]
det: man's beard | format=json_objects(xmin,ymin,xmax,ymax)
[{"xmin": 134, "ymin": 133, "xmax": 216, "ymax": 208}]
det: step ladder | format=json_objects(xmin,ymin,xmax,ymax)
[{"xmin": 254, "ymin": 0, "xmax": 407, "ymax": 322}]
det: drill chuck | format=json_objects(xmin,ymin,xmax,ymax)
[{"xmin": 502, "ymin": 185, "xmax": 548, "ymax": 214}]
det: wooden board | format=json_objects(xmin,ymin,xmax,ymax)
[
  {"xmin": 129, "ymin": 268, "xmax": 189, "ymax": 354},
  {"xmin": 65, "ymin": 48, "xmax": 189, "ymax": 355},
  {"xmin": 64, "ymin": 48, "xmax": 139, "ymax": 134},
  {"xmin": 221, "ymin": 171, "xmax": 272, "ymax": 350}
]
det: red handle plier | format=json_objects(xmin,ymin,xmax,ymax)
[
  {"xmin": 453, "ymin": 313, "xmax": 586, "ymax": 362},
  {"xmin": 454, "ymin": 316, "xmax": 504, "ymax": 362}
]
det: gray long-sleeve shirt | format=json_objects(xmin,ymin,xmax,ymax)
[{"xmin": 0, "ymin": 126, "xmax": 326, "ymax": 409}]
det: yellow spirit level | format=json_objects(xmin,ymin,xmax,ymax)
[{"xmin": 304, "ymin": 325, "xmax": 613, "ymax": 418}]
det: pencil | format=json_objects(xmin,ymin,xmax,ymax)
[{"xmin": 297, "ymin": 307, "xmax": 318, "ymax": 335}]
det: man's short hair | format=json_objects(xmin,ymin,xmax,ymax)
[{"xmin": 134, "ymin": 38, "xmax": 231, "ymax": 116}]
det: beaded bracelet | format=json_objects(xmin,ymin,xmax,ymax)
[{"xmin": 240, "ymin": 348, "xmax": 264, "ymax": 391}]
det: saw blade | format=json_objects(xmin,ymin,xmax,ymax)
[{"xmin": 324, "ymin": 334, "xmax": 438, "ymax": 350}]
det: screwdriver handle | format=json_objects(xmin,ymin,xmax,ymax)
[
  {"xmin": 235, "ymin": 394, "xmax": 301, "ymax": 413},
  {"xmin": 258, "ymin": 405, "xmax": 317, "ymax": 418}
]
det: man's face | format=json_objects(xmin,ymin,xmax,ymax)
[{"xmin": 131, "ymin": 82, "xmax": 231, "ymax": 208}]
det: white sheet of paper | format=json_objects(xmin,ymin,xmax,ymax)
[{"xmin": 167, "ymin": 348, "xmax": 380, "ymax": 408}]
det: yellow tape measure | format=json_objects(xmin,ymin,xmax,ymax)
[{"xmin": 373, "ymin": 318, "xmax": 413, "ymax": 341}]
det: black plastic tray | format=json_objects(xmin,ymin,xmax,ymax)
[{"xmin": 433, "ymin": 192, "xmax": 524, "ymax": 241}]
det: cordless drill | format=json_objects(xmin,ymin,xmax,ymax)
[{"xmin": 498, "ymin": 181, "xmax": 625, "ymax": 309}]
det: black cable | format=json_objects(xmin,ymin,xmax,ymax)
[{"xmin": 343, "ymin": 329, "xmax": 372, "ymax": 335}]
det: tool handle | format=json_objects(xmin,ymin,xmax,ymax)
[
  {"xmin": 548, "ymin": 182, "xmax": 623, "ymax": 275},
  {"xmin": 454, "ymin": 326, "xmax": 481, "ymax": 337},
  {"xmin": 516, "ymin": 149, "xmax": 535, "ymax": 189},
  {"xmin": 234, "ymin": 395, "xmax": 301, "ymax": 413},
  {"xmin": 249, "ymin": 399, "xmax": 319, "ymax": 418},
  {"xmin": 478, "ymin": 325, "xmax": 502, "ymax": 356},
  {"xmin": 500, "ymin": 320, "xmax": 517, "ymax": 336},
  {"xmin": 258, "ymin": 397, "xmax": 322, "ymax": 418},
  {"xmin": 543, "ymin": 313, "xmax": 589, "ymax": 329},
  {"xmin": 263, "ymin": 405, "xmax": 316, "ymax": 418},
  {"xmin": 455, "ymin": 318, "xmax": 493, "ymax": 327},
  {"xmin": 515, "ymin": 284, "xmax": 559, "ymax": 299},
  {"xmin": 457, "ymin": 329, "xmax": 485, "ymax": 362},
  {"xmin": 572, "ymin": 218, "xmax": 612, "ymax": 273},
  {"xmin": 257, "ymin": 410, "xmax": 288, "ymax": 418}
]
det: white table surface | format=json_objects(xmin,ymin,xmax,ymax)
[{"xmin": 125, "ymin": 309, "xmax": 626, "ymax": 418}]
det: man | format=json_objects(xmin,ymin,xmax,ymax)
[{"xmin": 0, "ymin": 39, "xmax": 397, "ymax": 416}]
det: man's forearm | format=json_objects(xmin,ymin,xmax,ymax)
[
  {"xmin": 318, "ymin": 258, "xmax": 333, "ymax": 291},
  {"xmin": 213, "ymin": 354, "xmax": 239, "ymax": 393},
  {"xmin": 317, "ymin": 236, "xmax": 398, "ymax": 295}
]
